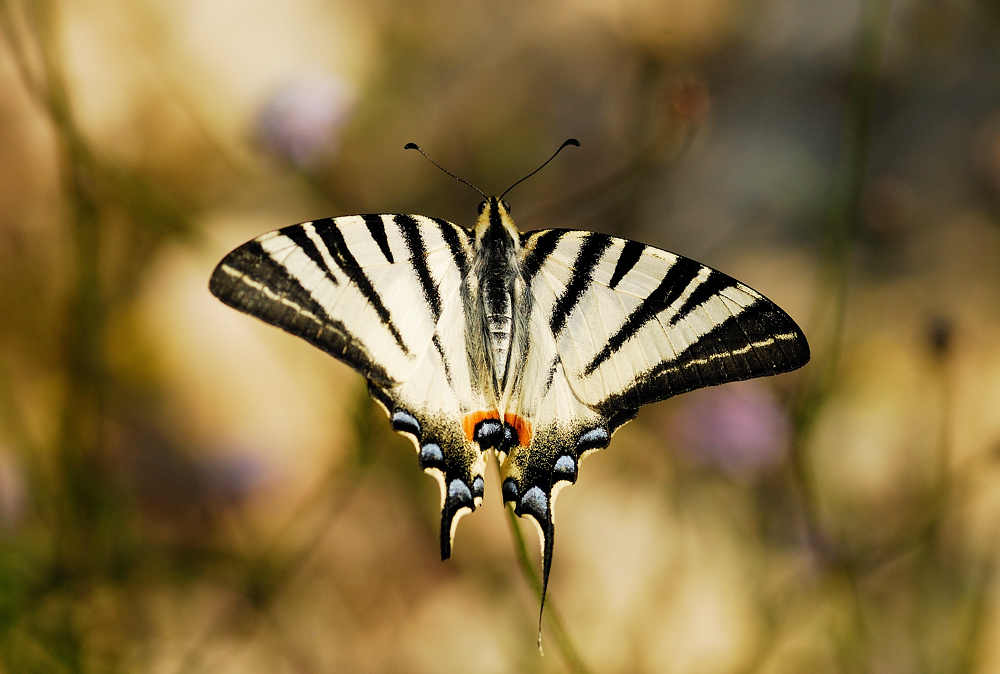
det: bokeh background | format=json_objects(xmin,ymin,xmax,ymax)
[{"xmin": 1, "ymin": 0, "xmax": 1000, "ymax": 671}]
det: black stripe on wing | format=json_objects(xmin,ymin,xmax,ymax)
[
  {"xmin": 396, "ymin": 214, "xmax": 443, "ymax": 320},
  {"xmin": 362, "ymin": 214, "xmax": 395, "ymax": 263},
  {"xmin": 433, "ymin": 217, "xmax": 470, "ymax": 278},
  {"xmin": 608, "ymin": 239, "xmax": 645, "ymax": 289},
  {"xmin": 668, "ymin": 269, "xmax": 733, "ymax": 326},
  {"xmin": 522, "ymin": 229, "xmax": 566, "ymax": 283},
  {"xmin": 209, "ymin": 241, "xmax": 394, "ymax": 386},
  {"xmin": 594, "ymin": 301, "xmax": 809, "ymax": 414},
  {"xmin": 583, "ymin": 256, "xmax": 704, "ymax": 376},
  {"xmin": 311, "ymin": 220, "xmax": 411, "ymax": 356},
  {"xmin": 549, "ymin": 234, "xmax": 612, "ymax": 336},
  {"xmin": 280, "ymin": 226, "xmax": 335, "ymax": 280}
]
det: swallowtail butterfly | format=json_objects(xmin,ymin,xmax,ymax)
[{"xmin": 209, "ymin": 140, "xmax": 809, "ymax": 636}]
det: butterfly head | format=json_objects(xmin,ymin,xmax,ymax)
[{"xmin": 473, "ymin": 196, "xmax": 519, "ymax": 246}]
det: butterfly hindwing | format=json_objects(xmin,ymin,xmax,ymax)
[
  {"xmin": 209, "ymin": 214, "xmax": 490, "ymax": 557},
  {"xmin": 499, "ymin": 299, "xmax": 621, "ymax": 618},
  {"xmin": 372, "ymin": 282, "xmax": 495, "ymax": 557}
]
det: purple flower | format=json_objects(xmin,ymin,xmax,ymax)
[
  {"xmin": 668, "ymin": 381, "xmax": 791, "ymax": 476},
  {"xmin": 255, "ymin": 74, "xmax": 354, "ymax": 168},
  {"xmin": 198, "ymin": 451, "xmax": 271, "ymax": 507}
]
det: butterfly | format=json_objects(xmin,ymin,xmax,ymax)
[{"xmin": 208, "ymin": 140, "xmax": 810, "ymax": 637}]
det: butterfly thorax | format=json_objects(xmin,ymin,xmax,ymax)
[{"xmin": 466, "ymin": 198, "xmax": 529, "ymax": 404}]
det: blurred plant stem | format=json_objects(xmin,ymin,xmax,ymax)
[
  {"xmin": 0, "ymin": 2, "xmax": 194, "ymax": 670},
  {"xmin": 0, "ymin": 3, "xmax": 110, "ymax": 671},
  {"xmin": 1, "ymin": 0, "xmax": 106, "ymax": 548},
  {"xmin": 775, "ymin": 0, "xmax": 999, "ymax": 661},
  {"xmin": 790, "ymin": 0, "xmax": 891, "ymax": 524},
  {"xmin": 797, "ymin": 0, "xmax": 893, "ymax": 426},
  {"xmin": 1, "ymin": 0, "xmax": 189, "ymax": 537},
  {"xmin": 781, "ymin": 0, "xmax": 892, "ymax": 668},
  {"xmin": 172, "ymin": 383, "xmax": 377, "ymax": 674}
]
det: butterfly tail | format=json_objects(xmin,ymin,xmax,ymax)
[
  {"xmin": 536, "ymin": 512, "xmax": 555, "ymax": 652},
  {"xmin": 440, "ymin": 506, "xmax": 459, "ymax": 560}
]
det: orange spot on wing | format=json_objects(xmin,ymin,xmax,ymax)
[
  {"xmin": 460, "ymin": 410, "xmax": 533, "ymax": 447},
  {"xmin": 503, "ymin": 413, "xmax": 533, "ymax": 447},
  {"xmin": 462, "ymin": 410, "xmax": 499, "ymax": 443}
]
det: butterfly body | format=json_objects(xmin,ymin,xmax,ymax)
[
  {"xmin": 467, "ymin": 197, "xmax": 526, "ymax": 403},
  {"xmin": 210, "ymin": 189, "xmax": 809, "ymax": 624}
]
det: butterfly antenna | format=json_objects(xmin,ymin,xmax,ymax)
[
  {"xmin": 405, "ymin": 143, "xmax": 487, "ymax": 199},
  {"xmin": 500, "ymin": 138, "xmax": 580, "ymax": 201}
]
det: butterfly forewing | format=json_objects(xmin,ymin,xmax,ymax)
[{"xmin": 521, "ymin": 229, "xmax": 810, "ymax": 414}]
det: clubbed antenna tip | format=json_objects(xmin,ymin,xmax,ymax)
[{"xmin": 500, "ymin": 138, "xmax": 581, "ymax": 201}]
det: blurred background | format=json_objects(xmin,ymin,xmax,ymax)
[{"xmin": 1, "ymin": 0, "xmax": 999, "ymax": 671}]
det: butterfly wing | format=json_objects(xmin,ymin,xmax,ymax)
[
  {"xmin": 521, "ymin": 229, "xmax": 809, "ymax": 412},
  {"xmin": 502, "ymin": 228, "xmax": 810, "ymax": 620},
  {"xmin": 209, "ymin": 214, "xmax": 490, "ymax": 557}
]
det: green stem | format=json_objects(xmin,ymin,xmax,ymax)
[
  {"xmin": 798, "ymin": 0, "xmax": 893, "ymax": 426},
  {"xmin": 791, "ymin": 0, "xmax": 893, "ymax": 528},
  {"xmin": 6, "ymin": 0, "xmax": 109, "ymax": 577},
  {"xmin": 787, "ymin": 0, "xmax": 892, "ymax": 669}
]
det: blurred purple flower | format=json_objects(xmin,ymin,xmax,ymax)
[
  {"xmin": 198, "ymin": 451, "xmax": 271, "ymax": 507},
  {"xmin": 669, "ymin": 381, "xmax": 791, "ymax": 477},
  {"xmin": 255, "ymin": 74, "xmax": 354, "ymax": 168}
]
